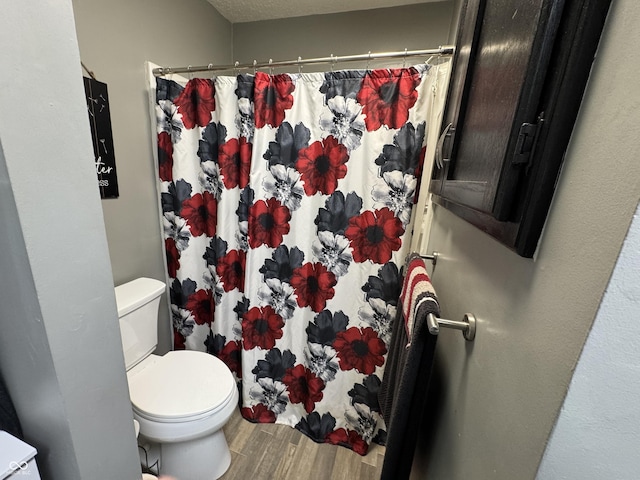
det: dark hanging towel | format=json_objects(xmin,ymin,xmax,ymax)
[
  {"xmin": 379, "ymin": 254, "xmax": 440, "ymax": 480},
  {"xmin": 0, "ymin": 372, "xmax": 23, "ymax": 439}
]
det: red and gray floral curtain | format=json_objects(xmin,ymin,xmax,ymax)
[{"xmin": 155, "ymin": 65, "xmax": 437, "ymax": 454}]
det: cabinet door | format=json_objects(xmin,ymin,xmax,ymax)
[{"xmin": 429, "ymin": 0, "xmax": 612, "ymax": 257}]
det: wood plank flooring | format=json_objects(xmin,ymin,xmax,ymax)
[{"xmin": 221, "ymin": 407, "xmax": 385, "ymax": 480}]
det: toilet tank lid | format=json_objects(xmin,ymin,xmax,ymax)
[{"xmin": 115, "ymin": 278, "xmax": 166, "ymax": 317}]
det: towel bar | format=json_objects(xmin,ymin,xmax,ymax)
[
  {"xmin": 420, "ymin": 252, "xmax": 439, "ymax": 266},
  {"xmin": 427, "ymin": 313, "xmax": 476, "ymax": 341}
]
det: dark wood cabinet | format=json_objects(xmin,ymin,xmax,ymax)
[{"xmin": 429, "ymin": 0, "xmax": 612, "ymax": 257}]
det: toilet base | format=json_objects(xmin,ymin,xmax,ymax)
[{"xmin": 160, "ymin": 428, "xmax": 231, "ymax": 480}]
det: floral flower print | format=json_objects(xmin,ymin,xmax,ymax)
[
  {"xmin": 172, "ymin": 305, "xmax": 195, "ymax": 349},
  {"xmin": 205, "ymin": 333, "xmax": 242, "ymax": 378},
  {"xmin": 248, "ymin": 198, "xmax": 291, "ymax": 249},
  {"xmin": 260, "ymin": 245, "xmax": 305, "ymax": 283},
  {"xmin": 181, "ymin": 192, "xmax": 218, "ymax": 237},
  {"xmin": 169, "ymin": 277, "xmax": 196, "ymax": 310},
  {"xmin": 219, "ymin": 137, "xmax": 252, "ymax": 190},
  {"xmin": 163, "ymin": 212, "xmax": 191, "ymax": 251},
  {"xmin": 319, "ymin": 96, "xmax": 365, "ymax": 152},
  {"xmin": 264, "ymin": 121, "xmax": 311, "ymax": 169},
  {"xmin": 305, "ymin": 310, "xmax": 349, "ymax": 346},
  {"xmin": 312, "ymin": 231, "xmax": 352, "ymax": 277},
  {"xmin": 252, "ymin": 348, "xmax": 297, "ymax": 382},
  {"xmin": 319, "ymin": 71, "xmax": 363, "ymax": 101},
  {"xmin": 348, "ymin": 375, "xmax": 382, "ymax": 412},
  {"xmin": 156, "ymin": 99, "xmax": 182, "ymax": 143},
  {"xmin": 242, "ymin": 305, "xmax": 285, "ymax": 350},
  {"xmin": 203, "ymin": 235, "xmax": 227, "ymax": 268},
  {"xmin": 282, "ymin": 364, "xmax": 325, "ymax": 414},
  {"xmin": 242, "ymin": 403, "xmax": 276, "ymax": 423},
  {"xmin": 249, "ymin": 378, "xmax": 288, "ymax": 414},
  {"xmin": 362, "ymin": 262, "xmax": 401, "ymax": 306},
  {"xmin": 198, "ymin": 161, "xmax": 223, "ymax": 200},
  {"xmin": 185, "ymin": 288, "xmax": 213, "ymax": 325},
  {"xmin": 358, "ymin": 297, "xmax": 394, "ymax": 345},
  {"xmin": 357, "ymin": 69, "xmax": 420, "ymax": 132},
  {"xmin": 235, "ymin": 97, "xmax": 255, "ymax": 142},
  {"xmin": 375, "ymin": 122, "xmax": 426, "ymax": 174},
  {"xmin": 253, "ymin": 73, "xmax": 295, "ymax": 129},
  {"xmin": 345, "ymin": 403, "xmax": 378, "ymax": 443},
  {"xmin": 162, "ymin": 179, "xmax": 192, "ymax": 215},
  {"xmin": 202, "ymin": 266, "xmax": 224, "ymax": 306},
  {"xmin": 371, "ymin": 171, "xmax": 417, "ymax": 226},
  {"xmin": 304, "ymin": 343, "xmax": 340, "ymax": 383},
  {"xmin": 357, "ymin": 68, "xmax": 421, "ymax": 131},
  {"xmin": 165, "ymin": 238, "xmax": 180, "ymax": 278},
  {"xmin": 173, "ymin": 78, "xmax": 215, "ymax": 129},
  {"xmin": 157, "ymin": 132, "xmax": 173, "ymax": 182},
  {"xmin": 333, "ymin": 326, "xmax": 387, "ymax": 375},
  {"xmin": 237, "ymin": 186, "xmax": 255, "ymax": 223},
  {"xmin": 296, "ymin": 136, "xmax": 349, "ymax": 196},
  {"xmin": 216, "ymin": 249, "xmax": 246, "ymax": 293},
  {"xmin": 290, "ymin": 262, "xmax": 337, "ymax": 312},
  {"xmin": 262, "ymin": 165, "xmax": 304, "ymax": 211},
  {"xmin": 315, "ymin": 191, "xmax": 363, "ymax": 236},
  {"xmin": 236, "ymin": 221, "xmax": 249, "ymax": 251},
  {"xmin": 326, "ymin": 428, "xmax": 368, "ymax": 456},
  {"xmin": 219, "ymin": 339, "xmax": 242, "ymax": 378},
  {"xmin": 257, "ymin": 278, "xmax": 297, "ymax": 320},
  {"xmin": 295, "ymin": 412, "xmax": 337, "ymax": 442},
  {"xmin": 345, "ymin": 207, "xmax": 405, "ymax": 264},
  {"xmin": 197, "ymin": 121, "xmax": 224, "ymax": 163}
]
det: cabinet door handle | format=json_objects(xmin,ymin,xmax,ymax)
[{"xmin": 435, "ymin": 122, "xmax": 453, "ymax": 169}]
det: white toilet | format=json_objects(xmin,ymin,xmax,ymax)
[{"xmin": 115, "ymin": 277, "xmax": 238, "ymax": 480}]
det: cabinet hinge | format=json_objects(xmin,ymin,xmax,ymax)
[{"xmin": 512, "ymin": 122, "xmax": 539, "ymax": 166}]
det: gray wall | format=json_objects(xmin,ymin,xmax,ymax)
[
  {"xmin": 233, "ymin": 2, "xmax": 454, "ymax": 72},
  {"xmin": 413, "ymin": 0, "xmax": 640, "ymax": 478},
  {"xmin": 536, "ymin": 201, "xmax": 640, "ymax": 479},
  {"xmin": 72, "ymin": 0, "xmax": 232, "ymax": 353},
  {"xmin": 0, "ymin": 1, "xmax": 141, "ymax": 478}
]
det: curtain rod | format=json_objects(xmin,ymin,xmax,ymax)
[{"xmin": 152, "ymin": 46, "xmax": 455, "ymax": 77}]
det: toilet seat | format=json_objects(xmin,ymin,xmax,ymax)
[{"xmin": 128, "ymin": 350, "xmax": 236, "ymax": 423}]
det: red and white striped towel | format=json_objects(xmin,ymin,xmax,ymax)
[{"xmin": 400, "ymin": 254, "xmax": 439, "ymax": 339}]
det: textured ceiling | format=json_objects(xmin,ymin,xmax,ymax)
[{"xmin": 207, "ymin": 0, "xmax": 442, "ymax": 23}]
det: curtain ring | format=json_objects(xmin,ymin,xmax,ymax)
[
  {"xmin": 253, "ymin": 59, "xmax": 257, "ymax": 75},
  {"xmin": 297, "ymin": 56, "xmax": 303, "ymax": 74}
]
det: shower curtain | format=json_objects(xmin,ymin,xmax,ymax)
[{"xmin": 155, "ymin": 64, "xmax": 440, "ymax": 454}]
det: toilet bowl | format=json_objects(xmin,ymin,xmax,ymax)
[
  {"xmin": 116, "ymin": 278, "xmax": 238, "ymax": 480},
  {"xmin": 129, "ymin": 351, "xmax": 238, "ymax": 479}
]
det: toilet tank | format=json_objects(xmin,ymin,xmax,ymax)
[{"xmin": 115, "ymin": 278, "xmax": 166, "ymax": 370}]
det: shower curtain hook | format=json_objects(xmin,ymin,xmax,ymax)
[
  {"xmin": 367, "ymin": 51, "xmax": 372, "ymax": 70},
  {"xmin": 403, "ymin": 48, "xmax": 408, "ymax": 68},
  {"xmin": 297, "ymin": 56, "xmax": 303, "ymax": 74},
  {"xmin": 187, "ymin": 65, "xmax": 193, "ymax": 80},
  {"xmin": 268, "ymin": 58, "xmax": 273, "ymax": 75},
  {"xmin": 253, "ymin": 59, "xmax": 257, "ymax": 75},
  {"xmin": 330, "ymin": 54, "xmax": 335, "ymax": 72},
  {"xmin": 234, "ymin": 61, "xmax": 240, "ymax": 76}
]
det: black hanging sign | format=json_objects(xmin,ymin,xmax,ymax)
[{"xmin": 83, "ymin": 77, "xmax": 119, "ymax": 198}]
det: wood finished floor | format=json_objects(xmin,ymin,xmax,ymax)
[{"xmin": 221, "ymin": 407, "xmax": 385, "ymax": 480}]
